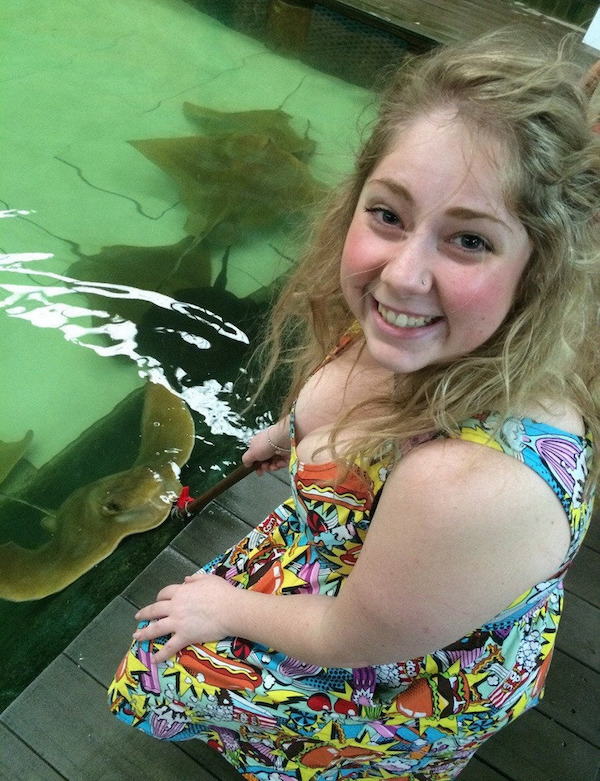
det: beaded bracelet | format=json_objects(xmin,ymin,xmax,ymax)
[{"xmin": 266, "ymin": 426, "xmax": 291, "ymax": 456}]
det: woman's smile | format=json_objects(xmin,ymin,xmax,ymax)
[{"xmin": 375, "ymin": 301, "xmax": 441, "ymax": 330}]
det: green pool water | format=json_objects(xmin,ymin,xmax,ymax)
[{"xmin": 0, "ymin": 0, "xmax": 376, "ymax": 710}]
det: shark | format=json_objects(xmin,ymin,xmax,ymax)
[{"xmin": 0, "ymin": 383, "xmax": 195, "ymax": 602}]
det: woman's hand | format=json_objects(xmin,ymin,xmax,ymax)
[
  {"xmin": 242, "ymin": 417, "xmax": 291, "ymax": 475},
  {"xmin": 132, "ymin": 572, "xmax": 238, "ymax": 663}
]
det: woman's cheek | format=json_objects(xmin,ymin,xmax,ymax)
[
  {"xmin": 341, "ymin": 227, "xmax": 380, "ymax": 282},
  {"xmin": 446, "ymin": 270, "xmax": 517, "ymax": 341}
]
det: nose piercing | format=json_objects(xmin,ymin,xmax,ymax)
[{"xmin": 421, "ymin": 279, "xmax": 427, "ymax": 286}]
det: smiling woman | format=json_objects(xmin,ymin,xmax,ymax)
[{"xmin": 109, "ymin": 29, "xmax": 600, "ymax": 781}]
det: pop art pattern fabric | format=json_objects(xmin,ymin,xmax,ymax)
[
  {"xmin": 109, "ymin": 405, "xmax": 593, "ymax": 780},
  {"xmin": 109, "ymin": 319, "xmax": 594, "ymax": 780}
]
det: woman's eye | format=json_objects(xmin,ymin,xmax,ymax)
[
  {"xmin": 365, "ymin": 206, "xmax": 401, "ymax": 227},
  {"xmin": 451, "ymin": 233, "xmax": 492, "ymax": 252}
]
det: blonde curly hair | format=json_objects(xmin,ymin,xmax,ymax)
[{"xmin": 257, "ymin": 29, "xmax": 600, "ymax": 481}]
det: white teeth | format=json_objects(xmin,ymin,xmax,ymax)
[{"xmin": 378, "ymin": 304, "xmax": 436, "ymax": 328}]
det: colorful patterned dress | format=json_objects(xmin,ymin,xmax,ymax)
[{"xmin": 109, "ymin": 384, "xmax": 594, "ymax": 780}]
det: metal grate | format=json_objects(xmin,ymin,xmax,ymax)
[{"xmin": 304, "ymin": 4, "xmax": 409, "ymax": 88}]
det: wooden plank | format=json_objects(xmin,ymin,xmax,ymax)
[
  {"xmin": 457, "ymin": 755, "xmax": 511, "ymax": 780},
  {"xmin": 320, "ymin": 0, "xmax": 581, "ymax": 48},
  {"xmin": 121, "ymin": 546, "xmax": 198, "ymax": 609},
  {"xmin": 477, "ymin": 708, "xmax": 600, "ymax": 781},
  {"xmin": 214, "ymin": 470, "xmax": 291, "ymax": 525},
  {"xmin": 0, "ymin": 723, "xmax": 65, "ymax": 780},
  {"xmin": 0, "ymin": 655, "xmax": 218, "ymax": 781},
  {"xmin": 557, "ymin": 591, "xmax": 600, "ymax": 672},
  {"xmin": 171, "ymin": 502, "xmax": 253, "ymax": 564},
  {"xmin": 271, "ymin": 466, "xmax": 291, "ymax": 486},
  {"xmin": 538, "ymin": 650, "xmax": 600, "ymax": 747},
  {"xmin": 63, "ymin": 596, "xmax": 137, "ymax": 687},
  {"xmin": 565, "ymin": 546, "xmax": 600, "ymax": 608}
]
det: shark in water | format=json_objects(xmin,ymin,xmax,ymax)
[{"xmin": 0, "ymin": 383, "xmax": 195, "ymax": 601}]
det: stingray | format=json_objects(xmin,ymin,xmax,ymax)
[
  {"xmin": 136, "ymin": 247, "xmax": 263, "ymax": 389},
  {"xmin": 128, "ymin": 133, "xmax": 327, "ymax": 246},
  {"xmin": 0, "ymin": 431, "xmax": 33, "ymax": 487},
  {"xmin": 182, "ymin": 102, "xmax": 316, "ymax": 160},
  {"xmin": 66, "ymin": 235, "xmax": 211, "ymax": 325},
  {"xmin": 0, "ymin": 383, "xmax": 195, "ymax": 602}
]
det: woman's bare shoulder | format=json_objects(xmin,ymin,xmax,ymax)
[
  {"xmin": 338, "ymin": 436, "xmax": 571, "ymax": 659},
  {"xmin": 383, "ymin": 435, "xmax": 571, "ymax": 581}
]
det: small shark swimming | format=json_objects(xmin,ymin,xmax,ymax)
[{"xmin": 0, "ymin": 383, "xmax": 195, "ymax": 602}]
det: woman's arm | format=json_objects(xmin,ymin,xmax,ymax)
[
  {"xmin": 134, "ymin": 573, "xmax": 331, "ymax": 664},
  {"xmin": 135, "ymin": 438, "xmax": 570, "ymax": 666},
  {"xmin": 241, "ymin": 414, "xmax": 291, "ymax": 475}
]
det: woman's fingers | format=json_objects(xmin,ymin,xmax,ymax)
[
  {"xmin": 151, "ymin": 636, "xmax": 186, "ymax": 664},
  {"xmin": 155, "ymin": 583, "xmax": 182, "ymax": 601},
  {"xmin": 135, "ymin": 599, "xmax": 171, "ymax": 622},
  {"xmin": 132, "ymin": 616, "xmax": 172, "ymax": 641},
  {"xmin": 131, "ymin": 572, "xmax": 220, "ymax": 658},
  {"xmin": 136, "ymin": 580, "xmax": 187, "ymax": 616}
]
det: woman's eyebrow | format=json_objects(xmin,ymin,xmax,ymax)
[
  {"xmin": 446, "ymin": 206, "xmax": 509, "ymax": 229},
  {"xmin": 369, "ymin": 178, "xmax": 413, "ymax": 204},
  {"xmin": 370, "ymin": 178, "xmax": 510, "ymax": 230}
]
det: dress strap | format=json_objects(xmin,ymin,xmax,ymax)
[
  {"xmin": 457, "ymin": 413, "xmax": 589, "ymax": 514},
  {"xmin": 309, "ymin": 322, "xmax": 362, "ymax": 376}
]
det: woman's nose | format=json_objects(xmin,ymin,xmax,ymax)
[{"xmin": 379, "ymin": 234, "xmax": 432, "ymax": 293}]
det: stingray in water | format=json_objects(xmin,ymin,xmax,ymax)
[
  {"xmin": 136, "ymin": 246, "xmax": 263, "ymax": 388},
  {"xmin": 182, "ymin": 102, "xmax": 316, "ymax": 161},
  {"xmin": 128, "ymin": 132, "xmax": 327, "ymax": 246},
  {"xmin": 66, "ymin": 234, "xmax": 212, "ymax": 326},
  {"xmin": 0, "ymin": 383, "xmax": 195, "ymax": 602},
  {"xmin": 65, "ymin": 106, "xmax": 323, "ymax": 323},
  {"xmin": 0, "ymin": 431, "xmax": 33, "ymax": 487}
]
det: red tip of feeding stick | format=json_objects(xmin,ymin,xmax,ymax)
[{"xmin": 176, "ymin": 486, "xmax": 194, "ymax": 512}]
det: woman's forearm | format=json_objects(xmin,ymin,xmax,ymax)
[
  {"xmin": 222, "ymin": 587, "xmax": 375, "ymax": 668},
  {"xmin": 268, "ymin": 414, "xmax": 291, "ymax": 446},
  {"xmin": 134, "ymin": 571, "xmax": 373, "ymax": 667}
]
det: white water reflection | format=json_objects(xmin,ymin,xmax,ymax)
[
  {"xmin": 0, "ymin": 252, "xmax": 248, "ymax": 343},
  {"xmin": 0, "ymin": 252, "xmax": 255, "ymax": 439},
  {"xmin": 175, "ymin": 371, "xmax": 254, "ymax": 444},
  {"xmin": 0, "ymin": 209, "xmax": 36, "ymax": 218},
  {"xmin": 156, "ymin": 327, "xmax": 211, "ymax": 351}
]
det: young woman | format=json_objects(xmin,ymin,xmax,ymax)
[{"xmin": 109, "ymin": 30, "xmax": 600, "ymax": 780}]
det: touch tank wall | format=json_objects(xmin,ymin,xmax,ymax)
[{"xmin": 0, "ymin": 0, "xmax": 412, "ymax": 710}]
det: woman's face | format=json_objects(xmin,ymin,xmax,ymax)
[{"xmin": 340, "ymin": 110, "xmax": 532, "ymax": 375}]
